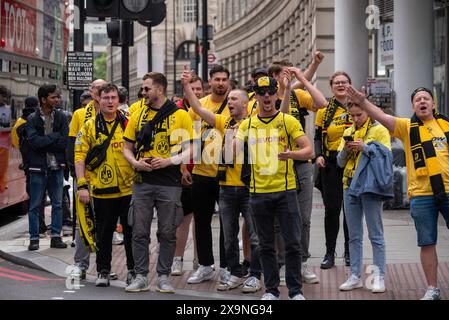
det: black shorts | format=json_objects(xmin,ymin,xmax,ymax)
[{"xmin": 181, "ymin": 187, "xmax": 193, "ymax": 216}]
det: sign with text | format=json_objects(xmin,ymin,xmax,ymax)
[
  {"xmin": 67, "ymin": 52, "xmax": 93, "ymax": 90},
  {"xmin": 378, "ymin": 22, "xmax": 394, "ymax": 66}
]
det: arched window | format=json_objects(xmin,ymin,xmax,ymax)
[{"xmin": 176, "ymin": 41, "xmax": 196, "ymax": 60}]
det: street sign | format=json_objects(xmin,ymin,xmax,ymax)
[
  {"xmin": 378, "ymin": 23, "xmax": 394, "ymax": 66},
  {"xmin": 207, "ymin": 53, "xmax": 217, "ymax": 64},
  {"xmin": 196, "ymin": 25, "xmax": 214, "ymax": 41},
  {"xmin": 67, "ymin": 52, "xmax": 94, "ymax": 90}
]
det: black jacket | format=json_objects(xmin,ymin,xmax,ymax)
[{"xmin": 25, "ymin": 108, "xmax": 69, "ymax": 173}]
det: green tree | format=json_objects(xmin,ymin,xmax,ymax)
[{"xmin": 94, "ymin": 52, "xmax": 107, "ymax": 80}]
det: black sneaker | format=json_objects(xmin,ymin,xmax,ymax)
[
  {"xmin": 109, "ymin": 272, "xmax": 118, "ymax": 280},
  {"xmin": 320, "ymin": 254, "xmax": 335, "ymax": 269},
  {"xmin": 50, "ymin": 237, "xmax": 68, "ymax": 249},
  {"xmin": 28, "ymin": 240, "xmax": 39, "ymax": 251},
  {"xmin": 344, "ymin": 252, "xmax": 350, "ymax": 267},
  {"xmin": 95, "ymin": 272, "xmax": 110, "ymax": 287}
]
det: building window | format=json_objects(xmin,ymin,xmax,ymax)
[
  {"xmin": 92, "ymin": 33, "xmax": 108, "ymax": 46},
  {"xmin": 177, "ymin": 0, "xmax": 197, "ymax": 23},
  {"xmin": 176, "ymin": 41, "xmax": 196, "ymax": 60}
]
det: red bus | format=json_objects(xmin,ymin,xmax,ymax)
[{"xmin": 0, "ymin": 0, "xmax": 69, "ymax": 212}]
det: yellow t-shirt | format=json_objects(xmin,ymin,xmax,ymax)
[
  {"xmin": 69, "ymin": 101, "xmax": 96, "ymax": 138},
  {"xmin": 316, "ymin": 105, "xmax": 352, "ymax": 152},
  {"xmin": 11, "ymin": 117, "xmax": 26, "ymax": 149},
  {"xmin": 338, "ymin": 122, "xmax": 391, "ymax": 189},
  {"xmin": 189, "ymin": 95, "xmax": 230, "ymax": 178},
  {"xmin": 215, "ymin": 115, "xmax": 245, "ymax": 187},
  {"xmin": 128, "ymin": 99, "xmax": 145, "ymax": 115},
  {"xmin": 75, "ymin": 117, "xmax": 134, "ymax": 199},
  {"xmin": 124, "ymin": 103, "xmax": 193, "ymax": 186},
  {"xmin": 393, "ymin": 118, "xmax": 449, "ymax": 198},
  {"xmin": 247, "ymin": 92, "xmax": 259, "ymax": 117},
  {"xmin": 237, "ymin": 112, "xmax": 305, "ymax": 193}
]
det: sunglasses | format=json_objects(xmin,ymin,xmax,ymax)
[
  {"xmin": 140, "ymin": 87, "xmax": 151, "ymax": 92},
  {"xmin": 254, "ymin": 87, "xmax": 277, "ymax": 96}
]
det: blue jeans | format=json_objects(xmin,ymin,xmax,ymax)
[
  {"xmin": 410, "ymin": 195, "xmax": 449, "ymax": 246},
  {"xmin": 250, "ymin": 190, "xmax": 302, "ymax": 298},
  {"xmin": 28, "ymin": 170, "xmax": 64, "ymax": 240},
  {"xmin": 343, "ymin": 190, "xmax": 386, "ymax": 277},
  {"xmin": 219, "ymin": 186, "xmax": 262, "ymax": 278}
]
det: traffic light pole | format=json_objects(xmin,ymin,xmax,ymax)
[
  {"xmin": 202, "ymin": 0, "xmax": 208, "ymax": 82},
  {"xmin": 73, "ymin": 0, "xmax": 85, "ymax": 112},
  {"xmin": 121, "ymin": 21, "xmax": 132, "ymax": 92},
  {"xmin": 195, "ymin": 0, "xmax": 199, "ymax": 75},
  {"xmin": 148, "ymin": 26, "xmax": 152, "ymax": 72}
]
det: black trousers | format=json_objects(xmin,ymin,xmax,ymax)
[
  {"xmin": 93, "ymin": 195, "xmax": 133, "ymax": 273},
  {"xmin": 319, "ymin": 161, "xmax": 349, "ymax": 255},
  {"xmin": 192, "ymin": 174, "xmax": 226, "ymax": 268}
]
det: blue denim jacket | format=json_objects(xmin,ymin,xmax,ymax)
[{"xmin": 347, "ymin": 141, "xmax": 394, "ymax": 201}]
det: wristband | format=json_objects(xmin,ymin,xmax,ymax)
[{"xmin": 77, "ymin": 178, "xmax": 88, "ymax": 190}]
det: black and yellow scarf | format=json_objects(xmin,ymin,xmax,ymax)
[
  {"xmin": 343, "ymin": 118, "xmax": 373, "ymax": 182},
  {"xmin": 410, "ymin": 113, "xmax": 449, "ymax": 203},
  {"xmin": 321, "ymin": 97, "xmax": 352, "ymax": 151}
]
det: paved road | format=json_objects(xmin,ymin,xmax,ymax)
[{"xmin": 0, "ymin": 258, "xmax": 207, "ymax": 301}]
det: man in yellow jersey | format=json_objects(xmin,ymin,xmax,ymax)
[
  {"xmin": 347, "ymin": 85, "xmax": 449, "ymax": 300},
  {"xmin": 236, "ymin": 77, "xmax": 314, "ymax": 300},
  {"xmin": 75, "ymin": 83, "xmax": 134, "ymax": 287},
  {"xmin": 123, "ymin": 72, "xmax": 192, "ymax": 294},
  {"xmin": 68, "ymin": 79, "xmax": 107, "ymax": 281},
  {"xmin": 268, "ymin": 60, "xmax": 327, "ymax": 284},
  {"xmin": 187, "ymin": 65, "xmax": 231, "ymax": 284},
  {"xmin": 182, "ymin": 68, "xmax": 263, "ymax": 293}
]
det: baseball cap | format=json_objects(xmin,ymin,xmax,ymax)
[
  {"xmin": 253, "ymin": 76, "xmax": 278, "ymax": 96},
  {"xmin": 251, "ymin": 67, "xmax": 268, "ymax": 79}
]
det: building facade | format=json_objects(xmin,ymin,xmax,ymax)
[
  {"xmin": 214, "ymin": 0, "xmax": 449, "ymax": 129},
  {"xmin": 108, "ymin": 0, "xmax": 218, "ymax": 100}
]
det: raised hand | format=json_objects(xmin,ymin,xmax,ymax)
[
  {"xmin": 314, "ymin": 51, "xmax": 325, "ymax": 65},
  {"xmin": 347, "ymin": 85, "xmax": 366, "ymax": 105},
  {"xmin": 181, "ymin": 65, "xmax": 193, "ymax": 86}
]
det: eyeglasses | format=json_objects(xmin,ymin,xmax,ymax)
[
  {"xmin": 332, "ymin": 81, "xmax": 349, "ymax": 86},
  {"xmin": 140, "ymin": 87, "xmax": 151, "ymax": 92},
  {"xmin": 254, "ymin": 87, "xmax": 277, "ymax": 96}
]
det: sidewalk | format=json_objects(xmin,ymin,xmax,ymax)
[{"xmin": 1, "ymin": 189, "xmax": 448, "ymax": 300}]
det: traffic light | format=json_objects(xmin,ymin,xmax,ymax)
[
  {"xmin": 107, "ymin": 20, "xmax": 134, "ymax": 47},
  {"xmin": 120, "ymin": 0, "xmax": 166, "ymax": 23},
  {"xmin": 86, "ymin": 0, "xmax": 166, "ymax": 25},
  {"xmin": 86, "ymin": 0, "xmax": 119, "ymax": 18}
]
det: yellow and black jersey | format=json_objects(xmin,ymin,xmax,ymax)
[
  {"xmin": 215, "ymin": 114, "xmax": 246, "ymax": 187},
  {"xmin": 124, "ymin": 101, "xmax": 193, "ymax": 186},
  {"xmin": 189, "ymin": 95, "xmax": 230, "ymax": 178},
  {"xmin": 237, "ymin": 112, "xmax": 305, "ymax": 193},
  {"xmin": 128, "ymin": 98, "xmax": 145, "ymax": 116},
  {"xmin": 69, "ymin": 101, "xmax": 96, "ymax": 138},
  {"xmin": 315, "ymin": 98, "xmax": 352, "ymax": 153},
  {"xmin": 338, "ymin": 120, "xmax": 391, "ymax": 189},
  {"xmin": 75, "ymin": 115, "xmax": 134, "ymax": 199}
]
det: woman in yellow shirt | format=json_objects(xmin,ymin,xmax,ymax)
[
  {"xmin": 314, "ymin": 71, "xmax": 353, "ymax": 269},
  {"xmin": 336, "ymin": 103, "xmax": 391, "ymax": 293}
]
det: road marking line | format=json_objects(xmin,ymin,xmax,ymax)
[
  {"xmin": 0, "ymin": 272, "xmax": 33, "ymax": 281},
  {"xmin": 0, "ymin": 267, "xmax": 51, "ymax": 281}
]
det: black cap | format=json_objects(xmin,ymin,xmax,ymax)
[
  {"xmin": 24, "ymin": 96, "xmax": 39, "ymax": 109},
  {"xmin": 411, "ymin": 87, "xmax": 433, "ymax": 102},
  {"xmin": 251, "ymin": 67, "xmax": 268, "ymax": 79}
]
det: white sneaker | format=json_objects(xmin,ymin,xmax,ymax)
[
  {"xmin": 420, "ymin": 286, "xmax": 441, "ymax": 300},
  {"xmin": 371, "ymin": 276, "xmax": 386, "ymax": 293},
  {"xmin": 157, "ymin": 274, "xmax": 175, "ymax": 293},
  {"xmin": 301, "ymin": 263, "xmax": 319, "ymax": 284},
  {"xmin": 217, "ymin": 275, "xmax": 243, "ymax": 291},
  {"xmin": 241, "ymin": 276, "xmax": 261, "ymax": 293},
  {"xmin": 289, "ymin": 293, "xmax": 306, "ymax": 300},
  {"xmin": 187, "ymin": 265, "xmax": 215, "ymax": 284},
  {"xmin": 339, "ymin": 274, "xmax": 363, "ymax": 291},
  {"xmin": 171, "ymin": 257, "xmax": 183, "ymax": 276},
  {"xmin": 218, "ymin": 267, "xmax": 230, "ymax": 284},
  {"xmin": 261, "ymin": 293, "xmax": 280, "ymax": 300}
]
